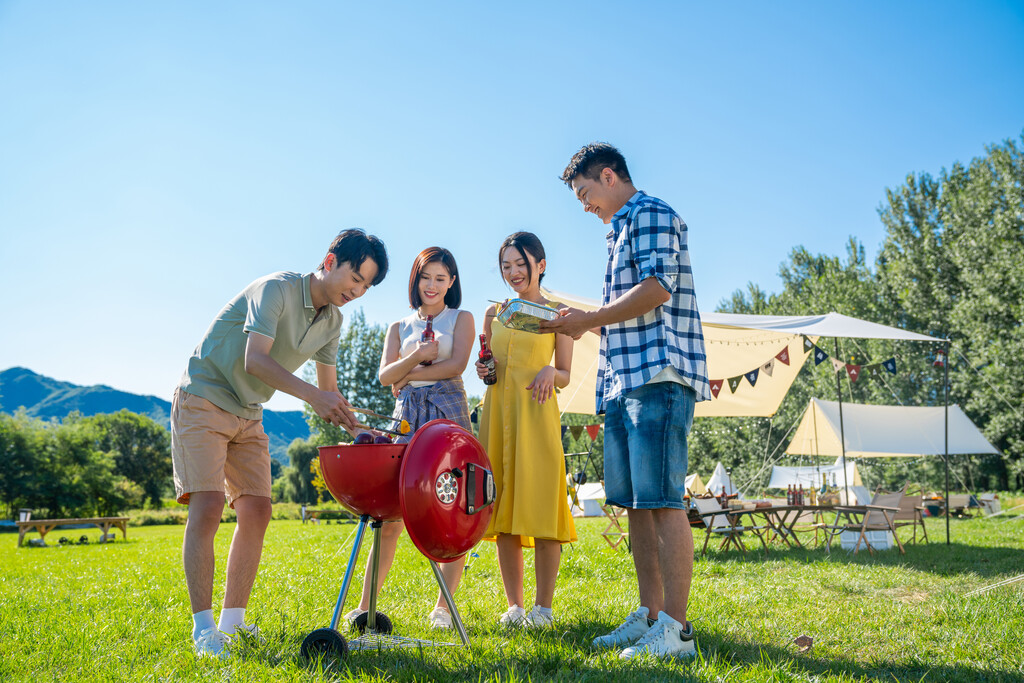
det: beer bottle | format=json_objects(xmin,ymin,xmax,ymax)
[
  {"xmin": 479, "ymin": 334, "xmax": 497, "ymax": 385},
  {"xmin": 420, "ymin": 315, "xmax": 435, "ymax": 366},
  {"xmin": 797, "ymin": 484, "xmax": 805, "ymax": 506}
]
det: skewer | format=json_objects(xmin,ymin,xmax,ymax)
[
  {"xmin": 350, "ymin": 407, "xmax": 411, "ymax": 434},
  {"xmin": 354, "ymin": 422, "xmax": 406, "ymax": 438}
]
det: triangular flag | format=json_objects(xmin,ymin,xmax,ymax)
[
  {"xmin": 560, "ymin": 425, "xmax": 567, "ymax": 438},
  {"xmin": 728, "ymin": 376, "xmax": 743, "ymax": 393},
  {"xmin": 585, "ymin": 424, "xmax": 601, "ymax": 441},
  {"xmin": 710, "ymin": 379, "xmax": 723, "ymax": 398},
  {"xmin": 803, "ymin": 336, "xmax": 814, "ymax": 352},
  {"xmin": 761, "ymin": 359, "xmax": 775, "ymax": 377},
  {"xmin": 846, "ymin": 364, "xmax": 862, "ymax": 382},
  {"xmin": 470, "ymin": 410, "xmax": 478, "ymax": 424},
  {"xmin": 831, "ymin": 358, "xmax": 846, "ymax": 373},
  {"xmin": 813, "ymin": 347, "xmax": 829, "ymax": 365},
  {"xmin": 776, "ymin": 347, "xmax": 791, "ymax": 365},
  {"xmin": 745, "ymin": 368, "xmax": 759, "ymax": 387},
  {"xmin": 867, "ymin": 364, "xmax": 882, "ymax": 379},
  {"xmin": 883, "ymin": 358, "xmax": 897, "ymax": 374},
  {"xmin": 570, "ymin": 425, "xmax": 584, "ymax": 440}
]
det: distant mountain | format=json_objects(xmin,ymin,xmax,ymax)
[{"xmin": 0, "ymin": 367, "xmax": 310, "ymax": 465}]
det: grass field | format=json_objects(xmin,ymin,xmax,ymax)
[{"xmin": 2, "ymin": 514, "xmax": 1023, "ymax": 682}]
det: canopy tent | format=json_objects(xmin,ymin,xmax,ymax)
[
  {"xmin": 786, "ymin": 398, "xmax": 1000, "ymax": 458},
  {"xmin": 706, "ymin": 462, "xmax": 742, "ymax": 498},
  {"xmin": 769, "ymin": 455, "xmax": 864, "ymax": 488}
]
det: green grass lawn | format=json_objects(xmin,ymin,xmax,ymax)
[{"xmin": 2, "ymin": 514, "xmax": 1022, "ymax": 682}]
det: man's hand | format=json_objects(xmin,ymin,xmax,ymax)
[
  {"xmin": 539, "ymin": 307, "xmax": 593, "ymax": 340},
  {"xmin": 308, "ymin": 389, "xmax": 357, "ymax": 431}
]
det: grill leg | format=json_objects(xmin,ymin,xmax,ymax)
[
  {"xmin": 431, "ymin": 560, "xmax": 469, "ymax": 645},
  {"xmin": 367, "ymin": 520, "xmax": 383, "ymax": 631},
  {"xmin": 328, "ymin": 514, "xmax": 370, "ymax": 631}
]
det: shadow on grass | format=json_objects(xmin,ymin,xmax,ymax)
[{"xmin": 246, "ymin": 621, "xmax": 1024, "ymax": 683}]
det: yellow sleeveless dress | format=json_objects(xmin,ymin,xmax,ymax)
[{"xmin": 480, "ymin": 316, "xmax": 577, "ymax": 548}]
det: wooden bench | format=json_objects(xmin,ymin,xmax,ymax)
[
  {"xmin": 301, "ymin": 508, "xmax": 354, "ymax": 524},
  {"xmin": 16, "ymin": 517, "xmax": 129, "ymax": 547}
]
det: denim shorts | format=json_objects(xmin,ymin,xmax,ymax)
[{"xmin": 603, "ymin": 382, "xmax": 696, "ymax": 510}]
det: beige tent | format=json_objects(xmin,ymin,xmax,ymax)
[
  {"xmin": 787, "ymin": 398, "xmax": 1000, "ymax": 458},
  {"xmin": 544, "ymin": 288, "xmax": 814, "ymax": 417}
]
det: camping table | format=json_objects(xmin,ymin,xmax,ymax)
[
  {"xmin": 760, "ymin": 505, "xmax": 834, "ymax": 549},
  {"xmin": 695, "ymin": 506, "xmax": 770, "ymax": 556}
]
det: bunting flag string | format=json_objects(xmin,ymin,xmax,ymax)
[
  {"xmin": 706, "ymin": 337, "xmax": 906, "ymax": 401},
  {"xmin": 562, "ymin": 423, "xmax": 604, "ymax": 441}
]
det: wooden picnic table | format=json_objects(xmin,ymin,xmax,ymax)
[
  {"xmin": 16, "ymin": 517, "xmax": 129, "ymax": 547},
  {"xmin": 758, "ymin": 504, "xmax": 835, "ymax": 549}
]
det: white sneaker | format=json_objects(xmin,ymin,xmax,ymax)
[
  {"xmin": 194, "ymin": 626, "xmax": 230, "ymax": 658},
  {"xmin": 592, "ymin": 606, "xmax": 651, "ymax": 649},
  {"xmin": 343, "ymin": 608, "xmax": 367, "ymax": 627},
  {"xmin": 619, "ymin": 611, "xmax": 696, "ymax": 660},
  {"xmin": 498, "ymin": 604, "xmax": 526, "ymax": 626},
  {"xmin": 524, "ymin": 605, "xmax": 554, "ymax": 628},
  {"xmin": 427, "ymin": 607, "xmax": 452, "ymax": 629}
]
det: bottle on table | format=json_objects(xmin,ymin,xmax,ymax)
[
  {"xmin": 797, "ymin": 484, "xmax": 805, "ymax": 506},
  {"xmin": 420, "ymin": 314, "xmax": 435, "ymax": 366},
  {"xmin": 787, "ymin": 484, "xmax": 794, "ymax": 506},
  {"xmin": 479, "ymin": 334, "xmax": 497, "ymax": 385}
]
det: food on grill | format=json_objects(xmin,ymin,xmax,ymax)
[
  {"xmin": 374, "ymin": 435, "xmax": 393, "ymax": 444},
  {"xmin": 354, "ymin": 432, "xmax": 375, "ymax": 444}
]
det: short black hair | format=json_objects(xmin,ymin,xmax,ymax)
[
  {"xmin": 408, "ymin": 247, "xmax": 462, "ymax": 309},
  {"xmin": 322, "ymin": 229, "xmax": 389, "ymax": 286},
  {"xmin": 560, "ymin": 142, "xmax": 631, "ymax": 187},
  {"xmin": 498, "ymin": 231, "xmax": 546, "ymax": 286}
]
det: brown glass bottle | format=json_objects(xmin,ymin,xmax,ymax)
[
  {"xmin": 479, "ymin": 334, "xmax": 497, "ymax": 385},
  {"xmin": 420, "ymin": 315, "xmax": 434, "ymax": 366}
]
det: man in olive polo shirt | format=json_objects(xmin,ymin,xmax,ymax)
[{"xmin": 172, "ymin": 228, "xmax": 389, "ymax": 657}]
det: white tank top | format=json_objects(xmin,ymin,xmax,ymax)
[{"xmin": 398, "ymin": 307, "xmax": 463, "ymax": 387}]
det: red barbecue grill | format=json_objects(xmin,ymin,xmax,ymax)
[{"xmin": 300, "ymin": 419, "xmax": 495, "ymax": 661}]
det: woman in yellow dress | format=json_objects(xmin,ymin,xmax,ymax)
[{"xmin": 476, "ymin": 231, "xmax": 576, "ymax": 628}]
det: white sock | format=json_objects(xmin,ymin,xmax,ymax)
[
  {"xmin": 218, "ymin": 607, "xmax": 246, "ymax": 635},
  {"xmin": 192, "ymin": 610, "xmax": 216, "ymax": 641},
  {"xmin": 534, "ymin": 606, "xmax": 553, "ymax": 617}
]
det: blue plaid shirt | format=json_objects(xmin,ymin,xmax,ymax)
[{"xmin": 597, "ymin": 191, "xmax": 711, "ymax": 413}]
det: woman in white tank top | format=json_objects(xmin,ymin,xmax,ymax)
[{"xmin": 346, "ymin": 247, "xmax": 475, "ymax": 631}]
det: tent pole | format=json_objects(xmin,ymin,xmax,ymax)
[
  {"xmin": 834, "ymin": 339, "xmax": 850, "ymax": 503},
  {"xmin": 944, "ymin": 339, "xmax": 951, "ymax": 545}
]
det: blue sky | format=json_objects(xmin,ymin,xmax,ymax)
[{"xmin": 1, "ymin": 1, "xmax": 1022, "ymax": 412}]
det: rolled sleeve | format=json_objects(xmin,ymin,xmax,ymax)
[{"xmin": 630, "ymin": 206, "xmax": 681, "ymax": 293}]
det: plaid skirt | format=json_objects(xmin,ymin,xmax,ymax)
[{"xmin": 392, "ymin": 377, "xmax": 471, "ymax": 443}]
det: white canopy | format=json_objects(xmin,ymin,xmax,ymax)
[
  {"xmin": 568, "ymin": 482, "xmax": 606, "ymax": 517},
  {"xmin": 706, "ymin": 462, "xmax": 741, "ymax": 497},
  {"xmin": 543, "ymin": 288, "xmax": 945, "ymax": 417},
  {"xmin": 786, "ymin": 398, "xmax": 1000, "ymax": 458},
  {"xmin": 768, "ymin": 455, "xmax": 864, "ymax": 488}
]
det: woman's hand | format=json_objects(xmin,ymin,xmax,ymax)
[
  {"xmin": 414, "ymin": 339, "xmax": 439, "ymax": 364},
  {"xmin": 526, "ymin": 365, "xmax": 556, "ymax": 404},
  {"xmin": 475, "ymin": 359, "xmax": 496, "ymax": 381},
  {"xmin": 391, "ymin": 377, "xmax": 409, "ymax": 398}
]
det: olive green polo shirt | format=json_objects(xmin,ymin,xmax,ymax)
[{"xmin": 179, "ymin": 271, "xmax": 341, "ymax": 420}]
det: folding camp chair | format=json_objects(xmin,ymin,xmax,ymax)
[
  {"xmin": 692, "ymin": 497, "xmax": 768, "ymax": 556},
  {"xmin": 822, "ymin": 484, "xmax": 907, "ymax": 555},
  {"xmin": 893, "ymin": 484, "xmax": 928, "ymax": 544}
]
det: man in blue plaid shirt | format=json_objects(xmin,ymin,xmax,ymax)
[{"xmin": 542, "ymin": 143, "xmax": 708, "ymax": 661}]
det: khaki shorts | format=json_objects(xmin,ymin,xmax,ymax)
[{"xmin": 171, "ymin": 389, "xmax": 271, "ymax": 507}]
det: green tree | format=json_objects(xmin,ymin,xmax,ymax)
[
  {"xmin": 304, "ymin": 308, "xmax": 395, "ymax": 445},
  {"xmin": 0, "ymin": 412, "xmax": 41, "ymax": 518},
  {"xmin": 85, "ymin": 410, "xmax": 171, "ymax": 507},
  {"xmin": 878, "ymin": 134, "xmax": 1024, "ymax": 489},
  {"xmin": 278, "ymin": 438, "xmax": 320, "ymax": 504}
]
